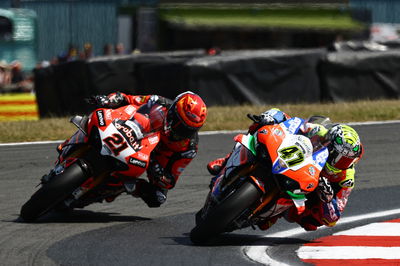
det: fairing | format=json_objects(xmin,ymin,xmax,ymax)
[
  {"xmin": 81, "ymin": 103, "xmax": 166, "ymax": 179},
  {"xmin": 230, "ymin": 118, "xmax": 328, "ymax": 216}
]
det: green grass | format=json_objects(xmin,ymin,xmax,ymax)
[
  {"xmin": 159, "ymin": 6, "xmax": 365, "ymax": 30},
  {"xmin": 1, "ymin": 99, "xmax": 399, "ymax": 143},
  {"xmin": 205, "ymin": 100, "xmax": 400, "ymax": 131}
]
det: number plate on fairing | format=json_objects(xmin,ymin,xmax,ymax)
[
  {"xmin": 272, "ymin": 134, "xmax": 314, "ymax": 174},
  {"xmin": 99, "ymin": 124, "xmax": 137, "ymax": 162}
]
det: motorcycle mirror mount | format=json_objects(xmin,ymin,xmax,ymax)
[
  {"xmin": 70, "ymin": 115, "xmax": 89, "ymax": 136},
  {"xmin": 247, "ymin": 113, "xmax": 260, "ymax": 123}
]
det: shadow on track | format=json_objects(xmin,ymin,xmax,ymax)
[
  {"xmin": 12, "ymin": 209, "xmax": 151, "ymax": 224},
  {"xmin": 170, "ymin": 232, "xmax": 308, "ymax": 247}
]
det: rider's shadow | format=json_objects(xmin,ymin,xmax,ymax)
[{"xmin": 13, "ymin": 209, "xmax": 151, "ymax": 223}]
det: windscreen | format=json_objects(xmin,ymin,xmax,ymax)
[{"xmin": 135, "ymin": 102, "xmax": 166, "ymax": 134}]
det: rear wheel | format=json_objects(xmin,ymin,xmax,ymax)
[
  {"xmin": 190, "ymin": 180, "xmax": 262, "ymax": 245},
  {"xmin": 20, "ymin": 163, "xmax": 89, "ymax": 222}
]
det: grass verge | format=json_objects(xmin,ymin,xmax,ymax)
[
  {"xmin": 0, "ymin": 99, "xmax": 399, "ymax": 143},
  {"xmin": 159, "ymin": 6, "xmax": 364, "ymax": 30}
]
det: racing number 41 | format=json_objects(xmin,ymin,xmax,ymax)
[
  {"xmin": 278, "ymin": 146, "xmax": 304, "ymax": 167},
  {"xmin": 103, "ymin": 133, "xmax": 128, "ymax": 156}
]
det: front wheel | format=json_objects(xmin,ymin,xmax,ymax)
[
  {"xmin": 20, "ymin": 163, "xmax": 89, "ymax": 222},
  {"xmin": 190, "ymin": 180, "xmax": 262, "ymax": 245}
]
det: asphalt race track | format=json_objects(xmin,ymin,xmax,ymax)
[{"xmin": 1, "ymin": 121, "xmax": 399, "ymax": 265}]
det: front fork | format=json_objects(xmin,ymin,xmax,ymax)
[
  {"xmin": 212, "ymin": 166, "xmax": 286, "ymax": 225},
  {"xmin": 45, "ymin": 143, "xmax": 117, "ymax": 205}
]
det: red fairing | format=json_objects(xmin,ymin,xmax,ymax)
[{"xmin": 84, "ymin": 105, "xmax": 161, "ymax": 180}]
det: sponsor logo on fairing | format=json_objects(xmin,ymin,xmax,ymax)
[
  {"xmin": 131, "ymin": 141, "xmax": 142, "ymax": 152},
  {"xmin": 272, "ymin": 158, "xmax": 287, "ymax": 173},
  {"xmin": 284, "ymin": 117, "xmax": 302, "ymax": 134},
  {"xmin": 129, "ymin": 158, "xmax": 147, "ymax": 168},
  {"xmin": 308, "ymin": 166, "xmax": 316, "ymax": 176},
  {"xmin": 148, "ymin": 135, "xmax": 159, "ymax": 145},
  {"xmin": 137, "ymin": 152, "xmax": 149, "ymax": 161},
  {"xmin": 96, "ymin": 110, "xmax": 106, "ymax": 126},
  {"xmin": 124, "ymin": 120, "xmax": 143, "ymax": 139},
  {"xmin": 114, "ymin": 121, "xmax": 143, "ymax": 151},
  {"xmin": 314, "ymin": 148, "xmax": 329, "ymax": 169},
  {"xmin": 274, "ymin": 129, "xmax": 283, "ymax": 136},
  {"xmin": 125, "ymin": 105, "xmax": 136, "ymax": 116},
  {"xmin": 105, "ymin": 110, "xmax": 112, "ymax": 121}
]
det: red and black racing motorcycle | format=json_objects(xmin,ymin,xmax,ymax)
[{"xmin": 20, "ymin": 102, "xmax": 166, "ymax": 222}]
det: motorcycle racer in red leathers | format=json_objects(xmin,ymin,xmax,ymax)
[
  {"xmin": 207, "ymin": 108, "xmax": 364, "ymax": 231},
  {"xmin": 78, "ymin": 91, "xmax": 208, "ymax": 208}
]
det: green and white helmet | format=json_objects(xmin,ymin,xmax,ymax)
[{"xmin": 326, "ymin": 124, "xmax": 362, "ymax": 170}]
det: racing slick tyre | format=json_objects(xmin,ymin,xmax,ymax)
[
  {"xmin": 20, "ymin": 163, "xmax": 88, "ymax": 222},
  {"xmin": 190, "ymin": 180, "xmax": 262, "ymax": 245}
]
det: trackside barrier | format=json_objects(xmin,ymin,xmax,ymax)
[{"xmin": 34, "ymin": 49, "xmax": 400, "ymax": 118}]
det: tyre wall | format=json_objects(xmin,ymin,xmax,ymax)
[{"xmin": 34, "ymin": 49, "xmax": 400, "ymax": 117}]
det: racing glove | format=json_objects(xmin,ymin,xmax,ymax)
[
  {"xmin": 85, "ymin": 92, "xmax": 126, "ymax": 108},
  {"xmin": 247, "ymin": 113, "xmax": 274, "ymax": 125},
  {"xmin": 247, "ymin": 108, "xmax": 286, "ymax": 126},
  {"xmin": 147, "ymin": 160, "xmax": 176, "ymax": 189},
  {"xmin": 148, "ymin": 95, "xmax": 172, "ymax": 107},
  {"xmin": 317, "ymin": 176, "xmax": 334, "ymax": 203}
]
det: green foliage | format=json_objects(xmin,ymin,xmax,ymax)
[{"xmin": 159, "ymin": 6, "xmax": 365, "ymax": 30}]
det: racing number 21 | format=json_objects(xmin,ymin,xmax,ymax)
[
  {"xmin": 104, "ymin": 133, "xmax": 128, "ymax": 156},
  {"xmin": 278, "ymin": 146, "xmax": 304, "ymax": 167}
]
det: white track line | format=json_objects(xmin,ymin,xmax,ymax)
[
  {"xmin": 334, "ymin": 222, "xmax": 400, "ymax": 236},
  {"xmin": 1, "ymin": 120, "xmax": 399, "ymax": 147},
  {"xmin": 298, "ymin": 221, "xmax": 400, "ymax": 260},
  {"xmin": 0, "ymin": 140, "xmax": 63, "ymax": 146},
  {"xmin": 243, "ymin": 208, "xmax": 400, "ymax": 265},
  {"xmin": 298, "ymin": 246, "xmax": 400, "ymax": 260}
]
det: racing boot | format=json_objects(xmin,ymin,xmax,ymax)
[
  {"xmin": 284, "ymin": 206, "xmax": 320, "ymax": 231},
  {"xmin": 132, "ymin": 179, "xmax": 167, "ymax": 208},
  {"xmin": 207, "ymin": 152, "xmax": 231, "ymax": 175},
  {"xmin": 103, "ymin": 176, "xmax": 128, "ymax": 202}
]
